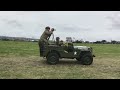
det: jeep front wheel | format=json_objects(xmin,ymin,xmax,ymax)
[
  {"xmin": 80, "ymin": 53, "xmax": 93, "ymax": 65},
  {"xmin": 47, "ymin": 52, "xmax": 59, "ymax": 65}
]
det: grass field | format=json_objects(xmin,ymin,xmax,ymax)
[{"xmin": 0, "ymin": 41, "xmax": 120, "ymax": 79}]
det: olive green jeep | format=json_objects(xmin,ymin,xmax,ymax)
[{"xmin": 40, "ymin": 37, "xmax": 95, "ymax": 65}]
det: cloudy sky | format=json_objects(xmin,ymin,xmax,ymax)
[{"xmin": 0, "ymin": 11, "xmax": 120, "ymax": 42}]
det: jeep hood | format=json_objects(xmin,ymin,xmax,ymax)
[{"xmin": 74, "ymin": 46, "xmax": 90, "ymax": 51}]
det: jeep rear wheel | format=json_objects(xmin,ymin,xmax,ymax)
[
  {"xmin": 47, "ymin": 53, "xmax": 59, "ymax": 65},
  {"xmin": 79, "ymin": 53, "xmax": 93, "ymax": 65}
]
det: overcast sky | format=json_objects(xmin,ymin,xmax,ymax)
[{"xmin": 0, "ymin": 11, "xmax": 120, "ymax": 42}]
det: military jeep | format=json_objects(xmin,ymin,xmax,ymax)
[{"xmin": 40, "ymin": 37, "xmax": 95, "ymax": 65}]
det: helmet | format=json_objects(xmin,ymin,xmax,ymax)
[{"xmin": 45, "ymin": 26, "xmax": 50, "ymax": 30}]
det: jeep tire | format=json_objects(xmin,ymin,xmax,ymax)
[
  {"xmin": 47, "ymin": 52, "xmax": 59, "ymax": 65},
  {"xmin": 80, "ymin": 53, "xmax": 93, "ymax": 65}
]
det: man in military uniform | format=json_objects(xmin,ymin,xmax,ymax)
[{"xmin": 38, "ymin": 26, "xmax": 55, "ymax": 56}]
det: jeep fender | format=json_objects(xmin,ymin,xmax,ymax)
[{"xmin": 47, "ymin": 50, "xmax": 61, "ymax": 58}]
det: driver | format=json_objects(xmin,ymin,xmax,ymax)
[{"xmin": 38, "ymin": 26, "xmax": 55, "ymax": 56}]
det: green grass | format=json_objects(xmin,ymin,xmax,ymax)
[
  {"xmin": 0, "ymin": 40, "xmax": 120, "ymax": 79},
  {"xmin": 0, "ymin": 41, "xmax": 39, "ymax": 57}
]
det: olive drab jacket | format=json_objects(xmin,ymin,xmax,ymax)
[{"xmin": 39, "ymin": 29, "xmax": 53, "ymax": 44}]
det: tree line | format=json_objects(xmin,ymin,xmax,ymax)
[
  {"xmin": 0, "ymin": 36, "xmax": 39, "ymax": 42},
  {"xmin": 73, "ymin": 40, "xmax": 120, "ymax": 44},
  {"xmin": 1, "ymin": 36, "xmax": 120, "ymax": 44}
]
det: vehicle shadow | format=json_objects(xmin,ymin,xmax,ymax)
[
  {"xmin": 41, "ymin": 58, "xmax": 80, "ymax": 65},
  {"xmin": 58, "ymin": 59, "xmax": 79, "ymax": 65}
]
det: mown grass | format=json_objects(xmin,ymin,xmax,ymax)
[{"xmin": 0, "ymin": 40, "xmax": 120, "ymax": 79}]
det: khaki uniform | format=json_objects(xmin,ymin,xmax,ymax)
[
  {"xmin": 39, "ymin": 29, "xmax": 53, "ymax": 44},
  {"xmin": 38, "ymin": 29, "xmax": 53, "ymax": 56}
]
